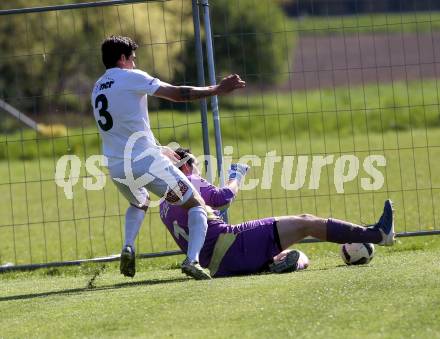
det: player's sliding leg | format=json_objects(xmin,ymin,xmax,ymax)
[
  {"xmin": 120, "ymin": 203, "xmax": 148, "ymax": 278},
  {"xmin": 276, "ymin": 199, "xmax": 395, "ymax": 250},
  {"xmin": 179, "ymin": 194, "xmax": 211, "ymax": 280},
  {"xmin": 327, "ymin": 199, "xmax": 395, "ymax": 246}
]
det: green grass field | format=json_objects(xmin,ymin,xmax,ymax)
[
  {"xmin": 1, "ymin": 235, "xmax": 440, "ymax": 338},
  {"xmin": 0, "ymin": 71, "xmax": 439, "ymax": 337},
  {"xmin": 1, "ymin": 120, "xmax": 438, "ymax": 337},
  {"xmin": 0, "ymin": 126, "xmax": 439, "ymax": 265},
  {"xmin": 1, "ymin": 8, "xmax": 440, "ymax": 338},
  {"xmin": 0, "ymin": 78, "xmax": 439, "ymax": 265}
]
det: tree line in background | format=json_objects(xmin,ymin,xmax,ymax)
[{"xmin": 0, "ymin": 0, "xmax": 290, "ymax": 124}]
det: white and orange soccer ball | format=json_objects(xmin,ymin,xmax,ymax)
[{"xmin": 340, "ymin": 243, "xmax": 375, "ymax": 265}]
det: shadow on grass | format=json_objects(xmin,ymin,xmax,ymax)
[{"xmin": 0, "ymin": 276, "xmax": 189, "ymax": 302}]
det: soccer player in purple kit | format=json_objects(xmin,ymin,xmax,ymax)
[{"xmin": 160, "ymin": 148, "xmax": 395, "ymax": 278}]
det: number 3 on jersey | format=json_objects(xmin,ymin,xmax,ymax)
[{"xmin": 95, "ymin": 94, "xmax": 113, "ymax": 131}]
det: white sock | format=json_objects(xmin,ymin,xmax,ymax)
[
  {"xmin": 187, "ymin": 206, "xmax": 208, "ymax": 262},
  {"xmin": 124, "ymin": 205, "xmax": 146, "ymax": 251}
]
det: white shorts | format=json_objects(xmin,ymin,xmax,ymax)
[{"xmin": 108, "ymin": 149, "xmax": 194, "ymax": 208}]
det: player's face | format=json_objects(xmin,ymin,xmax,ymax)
[{"xmin": 180, "ymin": 156, "xmax": 200, "ymax": 176}]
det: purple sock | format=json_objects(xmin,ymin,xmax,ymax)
[{"xmin": 326, "ymin": 218, "xmax": 382, "ymax": 244}]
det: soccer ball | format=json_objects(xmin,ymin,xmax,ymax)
[{"xmin": 340, "ymin": 243, "xmax": 375, "ymax": 265}]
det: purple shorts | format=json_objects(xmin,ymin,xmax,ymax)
[{"xmin": 209, "ymin": 217, "xmax": 282, "ymax": 277}]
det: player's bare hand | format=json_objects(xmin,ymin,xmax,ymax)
[{"xmin": 216, "ymin": 74, "xmax": 246, "ymax": 95}]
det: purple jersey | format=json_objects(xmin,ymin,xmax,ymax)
[
  {"xmin": 160, "ymin": 175, "xmax": 282, "ymax": 277},
  {"xmin": 159, "ymin": 174, "xmax": 235, "ymax": 267}
]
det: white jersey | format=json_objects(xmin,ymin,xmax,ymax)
[{"xmin": 91, "ymin": 68, "xmax": 162, "ymax": 160}]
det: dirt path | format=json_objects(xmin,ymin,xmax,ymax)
[{"xmin": 285, "ymin": 32, "xmax": 440, "ymax": 91}]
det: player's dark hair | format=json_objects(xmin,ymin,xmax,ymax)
[
  {"xmin": 175, "ymin": 147, "xmax": 195, "ymax": 169},
  {"xmin": 101, "ymin": 35, "xmax": 138, "ymax": 69}
]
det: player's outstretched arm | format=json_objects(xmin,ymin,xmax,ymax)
[
  {"xmin": 226, "ymin": 163, "xmax": 250, "ymax": 196},
  {"xmin": 195, "ymin": 164, "xmax": 248, "ymax": 209},
  {"xmin": 153, "ymin": 74, "xmax": 246, "ymax": 102}
]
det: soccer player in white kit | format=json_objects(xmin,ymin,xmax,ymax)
[{"xmin": 91, "ymin": 36, "xmax": 245, "ymax": 279}]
